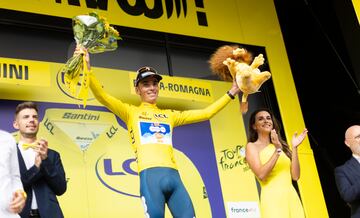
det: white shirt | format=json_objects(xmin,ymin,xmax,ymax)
[
  {"xmin": 0, "ymin": 130, "xmax": 22, "ymax": 218},
  {"xmin": 17, "ymin": 141, "xmax": 38, "ymax": 210},
  {"xmin": 353, "ymin": 154, "xmax": 360, "ymax": 164}
]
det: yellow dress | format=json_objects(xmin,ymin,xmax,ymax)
[{"xmin": 258, "ymin": 144, "xmax": 305, "ymax": 218}]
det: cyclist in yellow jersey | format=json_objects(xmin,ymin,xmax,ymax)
[{"xmin": 83, "ymin": 50, "xmax": 241, "ymax": 217}]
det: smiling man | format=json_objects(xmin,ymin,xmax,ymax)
[
  {"xmin": 13, "ymin": 102, "xmax": 67, "ymax": 218},
  {"xmin": 89, "ymin": 65, "xmax": 240, "ymax": 218}
]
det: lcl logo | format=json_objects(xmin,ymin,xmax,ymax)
[
  {"xmin": 95, "ymin": 154, "xmax": 140, "ymax": 198},
  {"xmin": 154, "ymin": 113, "xmax": 168, "ymax": 119},
  {"xmin": 55, "ymin": 0, "xmax": 208, "ymax": 26},
  {"xmin": 44, "ymin": 118, "xmax": 55, "ymax": 135}
]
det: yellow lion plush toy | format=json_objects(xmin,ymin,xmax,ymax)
[{"xmin": 209, "ymin": 45, "xmax": 271, "ymax": 113}]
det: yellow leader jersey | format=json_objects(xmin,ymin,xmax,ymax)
[{"xmin": 90, "ymin": 74, "xmax": 233, "ymax": 172}]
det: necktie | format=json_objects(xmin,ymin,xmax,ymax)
[{"xmin": 22, "ymin": 141, "xmax": 38, "ymax": 150}]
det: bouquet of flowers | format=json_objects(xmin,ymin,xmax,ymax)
[{"xmin": 60, "ymin": 12, "xmax": 121, "ymax": 107}]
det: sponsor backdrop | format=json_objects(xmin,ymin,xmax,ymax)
[
  {"xmin": 0, "ymin": 57, "xmax": 257, "ymax": 217},
  {"xmin": 0, "ymin": 0, "xmax": 328, "ymax": 217}
]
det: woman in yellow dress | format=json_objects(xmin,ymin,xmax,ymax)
[{"xmin": 245, "ymin": 109, "xmax": 308, "ymax": 218}]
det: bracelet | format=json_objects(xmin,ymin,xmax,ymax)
[{"xmin": 227, "ymin": 91, "xmax": 235, "ymax": 99}]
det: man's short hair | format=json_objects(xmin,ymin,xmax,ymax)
[{"xmin": 15, "ymin": 101, "xmax": 38, "ymax": 116}]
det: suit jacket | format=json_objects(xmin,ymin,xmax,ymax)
[
  {"xmin": 17, "ymin": 148, "xmax": 67, "ymax": 218},
  {"xmin": 335, "ymin": 157, "xmax": 360, "ymax": 218}
]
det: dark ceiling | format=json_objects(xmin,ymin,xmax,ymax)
[{"xmin": 274, "ymin": 0, "xmax": 360, "ymax": 217}]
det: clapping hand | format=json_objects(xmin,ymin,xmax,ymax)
[
  {"xmin": 291, "ymin": 128, "xmax": 308, "ymax": 148},
  {"xmin": 34, "ymin": 139, "xmax": 49, "ymax": 168},
  {"xmin": 271, "ymin": 129, "xmax": 282, "ymax": 149}
]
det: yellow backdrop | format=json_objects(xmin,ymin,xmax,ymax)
[{"xmin": 0, "ymin": 0, "xmax": 328, "ymax": 216}]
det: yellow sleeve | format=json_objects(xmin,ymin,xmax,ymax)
[
  {"xmin": 89, "ymin": 73, "xmax": 131, "ymax": 123},
  {"xmin": 172, "ymin": 94, "xmax": 232, "ymax": 126}
]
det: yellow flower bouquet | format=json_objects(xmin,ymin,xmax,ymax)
[{"xmin": 60, "ymin": 12, "xmax": 121, "ymax": 107}]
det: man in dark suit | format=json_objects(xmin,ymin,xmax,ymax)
[
  {"xmin": 13, "ymin": 102, "xmax": 67, "ymax": 218},
  {"xmin": 335, "ymin": 125, "xmax": 360, "ymax": 218}
]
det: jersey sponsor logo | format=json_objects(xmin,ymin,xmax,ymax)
[
  {"xmin": 95, "ymin": 154, "xmax": 140, "ymax": 198},
  {"xmin": 139, "ymin": 122, "xmax": 172, "ymax": 145},
  {"xmin": 130, "ymin": 128, "xmax": 136, "ymax": 144},
  {"xmin": 139, "ymin": 111, "xmax": 152, "ymax": 120},
  {"xmin": 138, "ymin": 116, "xmax": 152, "ymax": 120},
  {"xmin": 154, "ymin": 113, "xmax": 168, "ymax": 119}
]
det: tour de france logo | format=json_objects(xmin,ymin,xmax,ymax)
[{"xmin": 56, "ymin": 71, "xmax": 95, "ymax": 102}]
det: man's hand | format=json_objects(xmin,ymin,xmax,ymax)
[
  {"xmin": 34, "ymin": 153, "xmax": 42, "ymax": 168},
  {"xmin": 74, "ymin": 44, "xmax": 91, "ymax": 70},
  {"xmin": 34, "ymin": 139, "xmax": 48, "ymax": 168},
  {"xmin": 37, "ymin": 139, "xmax": 48, "ymax": 160},
  {"xmin": 228, "ymin": 79, "xmax": 241, "ymax": 96},
  {"xmin": 9, "ymin": 190, "xmax": 26, "ymax": 214}
]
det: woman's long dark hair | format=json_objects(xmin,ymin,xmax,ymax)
[{"xmin": 248, "ymin": 108, "xmax": 292, "ymax": 159}]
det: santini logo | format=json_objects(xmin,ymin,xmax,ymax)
[
  {"xmin": 55, "ymin": 0, "xmax": 208, "ymax": 26},
  {"xmin": 0, "ymin": 63, "xmax": 29, "ymax": 80},
  {"xmin": 62, "ymin": 112, "xmax": 100, "ymax": 121}
]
